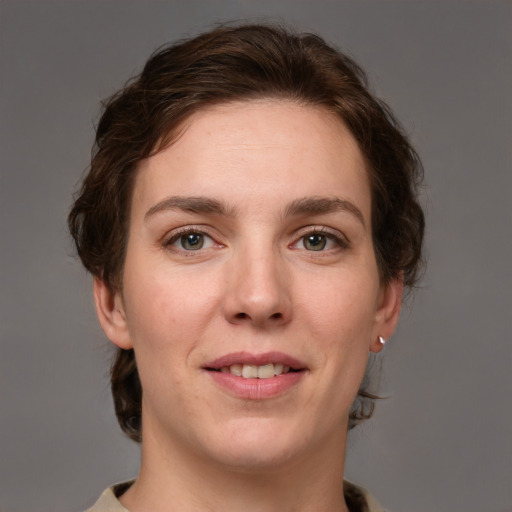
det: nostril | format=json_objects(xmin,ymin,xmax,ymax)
[{"xmin": 233, "ymin": 312, "xmax": 283, "ymax": 321}]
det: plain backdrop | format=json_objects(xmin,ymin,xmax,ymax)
[{"xmin": 1, "ymin": 1, "xmax": 511, "ymax": 511}]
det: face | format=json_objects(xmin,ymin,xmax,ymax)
[{"xmin": 95, "ymin": 100, "xmax": 401, "ymax": 471}]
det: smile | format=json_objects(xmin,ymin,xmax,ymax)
[
  {"xmin": 219, "ymin": 363, "xmax": 291, "ymax": 379},
  {"xmin": 204, "ymin": 352, "xmax": 306, "ymax": 399}
]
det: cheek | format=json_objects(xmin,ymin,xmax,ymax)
[
  {"xmin": 298, "ymin": 270, "xmax": 379, "ymax": 345},
  {"xmin": 296, "ymin": 279, "xmax": 377, "ymax": 428},
  {"xmin": 120, "ymin": 255, "xmax": 221, "ymax": 355}
]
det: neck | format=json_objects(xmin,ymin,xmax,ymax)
[{"xmin": 120, "ymin": 417, "xmax": 350, "ymax": 512}]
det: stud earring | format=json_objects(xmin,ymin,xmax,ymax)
[{"xmin": 378, "ymin": 336, "xmax": 386, "ymax": 345}]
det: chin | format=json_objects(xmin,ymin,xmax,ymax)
[
  {"xmin": 211, "ymin": 444, "xmax": 299, "ymax": 473},
  {"xmin": 202, "ymin": 417, "xmax": 313, "ymax": 472}
]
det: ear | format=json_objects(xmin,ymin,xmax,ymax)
[
  {"xmin": 370, "ymin": 277, "xmax": 403, "ymax": 353},
  {"xmin": 93, "ymin": 277, "xmax": 133, "ymax": 350}
]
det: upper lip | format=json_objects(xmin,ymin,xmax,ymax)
[{"xmin": 204, "ymin": 351, "xmax": 307, "ymax": 370}]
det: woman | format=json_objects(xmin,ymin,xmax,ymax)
[{"xmin": 69, "ymin": 23, "xmax": 424, "ymax": 512}]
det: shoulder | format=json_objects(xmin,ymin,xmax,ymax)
[
  {"xmin": 344, "ymin": 480, "xmax": 386, "ymax": 512},
  {"xmin": 84, "ymin": 481, "xmax": 133, "ymax": 512},
  {"xmin": 86, "ymin": 479, "xmax": 385, "ymax": 512}
]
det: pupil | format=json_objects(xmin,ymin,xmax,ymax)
[
  {"xmin": 305, "ymin": 234, "xmax": 326, "ymax": 251},
  {"xmin": 182, "ymin": 233, "xmax": 203, "ymax": 250}
]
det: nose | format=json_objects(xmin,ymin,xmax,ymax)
[{"xmin": 222, "ymin": 246, "xmax": 292, "ymax": 328}]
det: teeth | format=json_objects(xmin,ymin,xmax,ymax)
[
  {"xmin": 218, "ymin": 363, "xmax": 293, "ymax": 378},
  {"xmin": 230, "ymin": 364, "xmax": 243, "ymax": 377},
  {"xmin": 257, "ymin": 363, "xmax": 274, "ymax": 379},
  {"xmin": 242, "ymin": 364, "xmax": 258, "ymax": 378}
]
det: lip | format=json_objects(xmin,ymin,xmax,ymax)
[
  {"xmin": 203, "ymin": 351, "xmax": 307, "ymax": 400},
  {"xmin": 205, "ymin": 351, "xmax": 306, "ymax": 370}
]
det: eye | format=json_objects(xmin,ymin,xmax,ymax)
[
  {"xmin": 303, "ymin": 233, "xmax": 329, "ymax": 251},
  {"xmin": 292, "ymin": 229, "xmax": 349, "ymax": 252},
  {"xmin": 167, "ymin": 230, "xmax": 216, "ymax": 251}
]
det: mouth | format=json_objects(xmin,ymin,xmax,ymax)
[
  {"xmin": 209, "ymin": 362, "xmax": 300, "ymax": 379},
  {"xmin": 203, "ymin": 352, "xmax": 307, "ymax": 399},
  {"xmin": 204, "ymin": 351, "xmax": 306, "ymax": 376}
]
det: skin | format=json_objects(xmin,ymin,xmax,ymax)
[{"xmin": 94, "ymin": 100, "xmax": 402, "ymax": 512}]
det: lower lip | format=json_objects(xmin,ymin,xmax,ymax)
[{"xmin": 207, "ymin": 370, "xmax": 305, "ymax": 400}]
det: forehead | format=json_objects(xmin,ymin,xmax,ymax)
[{"xmin": 133, "ymin": 100, "xmax": 371, "ymax": 220}]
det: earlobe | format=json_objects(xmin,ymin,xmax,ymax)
[
  {"xmin": 93, "ymin": 277, "xmax": 133, "ymax": 350},
  {"xmin": 370, "ymin": 278, "xmax": 403, "ymax": 353}
]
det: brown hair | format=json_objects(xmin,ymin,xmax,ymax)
[{"xmin": 69, "ymin": 23, "xmax": 424, "ymax": 442}]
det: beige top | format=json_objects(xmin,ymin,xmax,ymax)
[{"xmin": 85, "ymin": 480, "xmax": 385, "ymax": 512}]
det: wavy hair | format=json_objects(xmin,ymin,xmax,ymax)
[{"xmin": 69, "ymin": 23, "xmax": 425, "ymax": 442}]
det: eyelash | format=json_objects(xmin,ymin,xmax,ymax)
[
  {"xmin": 163, "ymin": 225, "xmax": 349, "ymax": 255},
  {"xmin": 293, "ymin": 227, "xmax": 350, "ymax": 252},
  {"xmin": 164, "ymin": 227, "xmax": 218, "ymax": 253}
]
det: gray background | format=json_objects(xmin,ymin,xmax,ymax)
[{"xmin": 1, "ymin": 1, "xmax": 511, "ymax": 511}]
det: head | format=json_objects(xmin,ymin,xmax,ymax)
[{"xmin": 69, "ymin": 23, "xmax": 424, "ymax": 444}]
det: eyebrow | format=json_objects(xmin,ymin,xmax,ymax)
[
  {"xmin": 145, "ymin": 196, "xmax": 237, "ymax": 219},
  {"xmin": 284, "ymin": 196, "xmax": 366, "ymax": 228},
  {"xmin": 145, "ymin": 194, "xmax": 365, "ymax": 228}
]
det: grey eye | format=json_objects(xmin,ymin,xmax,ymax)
[
  {"xmin": 303, "ymin": 234, "xmax": 327, "ymax": 251},
  {"xmin": 180, "ymin": 233, "xmax": 205, "ymax": 250},
  {"xmin": 167, "ymin": 229, "xmax": 216, "ymax": 252}
]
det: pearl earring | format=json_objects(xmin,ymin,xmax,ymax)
[{"xmin": 378, "ymin": 336, "xmax": 386, "ymax": 345}]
